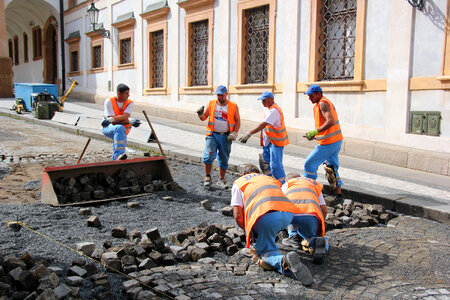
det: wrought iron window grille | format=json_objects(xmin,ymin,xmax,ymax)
[
  {"xmin": 190, "ymin": 20, "xmax": 209, "ymax": 86},
  {"xmin": 151, "ymin": 30, "xmax": 164, "ymax": 88},
  {"xmin": 120, "ymin": 38, "xmax": 132, "ymax": 64}
]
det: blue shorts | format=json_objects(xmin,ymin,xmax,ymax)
[{"xmin": 202, "ymin": 133, "xmax": 232, "ymax": 169}]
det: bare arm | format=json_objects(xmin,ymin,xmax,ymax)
[
  {"xmin": 233, "ymin": 206, "xmax": 245, "ymax": 230},
  {"xmin": 320, "ymin": 205, "xmax": 328, "ymax": 219},
  {"xmin": 317, "ymin": 101, "xmax": 335, "ymax": 132},
  {"xmin": 109, "ymin": 113, "xmax": 131, "ymax": 125},
  {"xmin": 200, "ymin": 103, "xmax": 210, "ymax": 121},
  {"xmin": 249, "ymin": 121, "xmax": 269, "ymax": 135},
  {"xmin": 234, "ymin": 106, "xmax": 241, "ymax": 133}
]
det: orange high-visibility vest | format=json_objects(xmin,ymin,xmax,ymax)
[
  {"xmin": 285, "ymin": 177, "xmax": 325, "ymax": 237},
  {"xmin": 313, "ymin": 96, "xmax": 343, "ymax": 145},
  {"xmin": 205, "ymin": 100, "xmax": 237, "ymax": 136},
  {"xmin": 110, "ymin": 97, "xmax": 133, "ymax": 135},
  {"xmin": 261, "ymin": 103, "xmax": 289, "ymax": 147},
  {"xmin": 234, "ymin": 173, "xmax": 297, "ymax": 247}
]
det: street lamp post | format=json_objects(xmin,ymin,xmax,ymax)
[{"xmin": 87, "ymin": 1, "xmax": 110, "ymax": 38}]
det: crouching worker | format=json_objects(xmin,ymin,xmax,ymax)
[
  {"xmin": 101, "ymin": 83, "xmax": 140, "ymax": 160},
  {"xmin": 282, "ymin": 173, "xmax": 329, "ymax": 264},
  {"xmin": 231, "ymin": 165, "xmax": 313, "ymax": 286}
]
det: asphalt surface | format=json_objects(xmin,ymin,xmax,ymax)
[{"xmin": 0, "ymin": 109, "xmax": 449, "ymax": 299}]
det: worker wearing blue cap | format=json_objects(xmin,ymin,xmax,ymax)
[
  {"xmin": 239, "ymin": 91, "xmax": 289, "ymax": 183},
  {"xmin": 304, "ymin": 84, "xmax": 343, "ymax": 201},
  {"xmin": 196, "ymin": 85, "xmax": 241, "ymax": 189}
]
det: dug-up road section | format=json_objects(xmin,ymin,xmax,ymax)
[{"xmin": 0, "ymin": 115, "xmax": 449, "ymax": 299}]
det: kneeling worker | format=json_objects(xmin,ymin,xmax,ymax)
[
  {"xmin": 282, "ymin": 173, "xmax": 328, "ymax": 264},
  {"xmin": 231, "ymin": 165, "xmax": 313, "ymax": 285},
  {"xmin": 101, "ymin": 83, "xmax": 140, "ymax": 160}
]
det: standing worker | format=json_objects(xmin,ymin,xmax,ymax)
[
  {"xmin": 239, "ymin": 92, "xmax": 289, "ymax": 183},
  {"xmin": 281, "ymin": 173, "xmax": 328, "ymax": 264},
  {"xmin": 196, "ymin": 85, "xmax": 241, "ymax": 188},
  {"xmin": 101, "ymin": 84, "xmax": 140, "ymax": 160},
  {"xmin": 304, "ymin": 84, "xmax": 343, "ymax": 201},
  {"xmin": 231, "ymin": 164, "xmax": 313, "ymax": 286}
]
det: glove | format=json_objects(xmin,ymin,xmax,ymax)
[
  {"xmin": 227, "ymin": 132, "xmax": 238, "ymax": 142},
  {"xmin": 196, "ymin": 106, "xmax": 205, "ymax": 118},
  {"xmin": 101, "ymin": 119, "xmax": 111, "ymax": 128},
  {"xmin": 132, "ymin": 119, "xmax": 141, "ymax": 128},
  {"xmin": 306, "ymin": 129, "xmax": 319, "ymax": 140},
  {"xmin": 239, "ymin": 132, "xmax": 252, "ymax": 143}
]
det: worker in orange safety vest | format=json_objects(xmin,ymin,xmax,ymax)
[{"xmin": 231, "ymin": 164, "xmax": 313, "ymax": 286}]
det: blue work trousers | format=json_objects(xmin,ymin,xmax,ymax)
[
  {"xmin": 262, "ymin": 143, "xmax": 286, "ymax": 183},
  {"xmin": 252, "ymin": 211, "xmax": 293, "ymax": 274},
  {"xmin": 304, "ymin": 140, "xmax": 343, "ymax": 188},
  {"xmin": 102, "ymin": 124, "xmax": 127, "ymax": 160},
  {"xmin": 202, "ymin": 133, "xmax": 232, "ymax": 170},
  {"xmin": 289, "ymin": 215, "xmax": 328, "ymax": 251}
]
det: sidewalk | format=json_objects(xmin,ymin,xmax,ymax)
[{"xmin": 1, "ymin": 97, "xmax": 449, "ymax": 224}]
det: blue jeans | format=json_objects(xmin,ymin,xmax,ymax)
[
  {"xmin": 102, "ymin": 124, "xmax": 126, "ymax": 160},
  {"xmin": 252, "ymin": 211, "xmax": 293, "ymax": 274},
  {"xmin": 304, "ymin": 140, "xmax": 343, "ymax": 188},
  {"xmin": 202, "ymin": 133, "xmax": 232, "ymax": 169},
  {"xmin": 263, "ymin": 143, "xmax": 286, "ymax": 183},
  {"xmin": 289, "ymin": 215, "xmax": 328, "ymax": 251}
]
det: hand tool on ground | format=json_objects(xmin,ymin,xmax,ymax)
[
  {"xmin": 77, "ymin": 138, "xmax": 91, "ymax": 165},
  {"xmin": 142, "ymin": 110, "xmax": 174, "ymax": 181}
]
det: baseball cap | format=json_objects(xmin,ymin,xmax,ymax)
[
  {"xmin": 215, "ymin": 85, "xmax": 228, "ymax": 95},
  {"xmin": 257, "ymin": 91, "xmax": 274, "ymax": 100},
  {"xmin": 305, "ymin": 84, "xmax": 322, "ymax": 95}
]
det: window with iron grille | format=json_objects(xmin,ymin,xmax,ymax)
[
  {"xmin": 151, "ymin": 30, "xmax": 164, "ymax": 88},
  {"xmin": 71, "ymin": 51, "xmax": 78, "ymax": 72},
  {"xmin": 243, "ymin": 5, "xmax": 269, "ymax": 84},
  {"xmin": 120, "ymin": 38, "xmax": 132, "ymax": 64},
  {"xmin": 32, "ymin": 27, "xmax": 42, "ymax": 59},
  {"xmin": 13, "ymin": 36, "xmax": 19, "ymax": 65},
  {"xmin": 93, "ymin": 45, "xmax": 102, "ymax": 68},
  {"xmin": 190, "ymin": 20, "xmax": 208, "ymax": 86},
  {"xmin": 318, "ymin": 0, "xmax": 357, "ymax": 81},
  {"xmin": 23, "ymin": 33, "xmax": 28, "ymax": 62}
]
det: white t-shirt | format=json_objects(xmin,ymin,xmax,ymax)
[
  {"xmin": 231, "ymin": 183, "xmax": 245, "ymax": 208},
  {"xmin": 213, "ymin": 103, "xmax": 229, "ymax": 133},
  {"xmin": 281, "ymin": 182, "xmax": 325, "ymax": 206},
  {"xmin": 104, "ymin": 98, "xmax": 133, "ymax": 118},
  {"xmin": 262, "ymin": 108, "xmax": 281, "ymax": 147}
]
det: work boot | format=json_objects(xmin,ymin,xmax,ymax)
[
  {"xmin": 283, "ymin": 251, "xmax": 313, "ymax": 286},
  {"xmin": 203, "ymin": 175, "xmax": 212, "ymax": 187},
  {"xmin": 216, "ymin": 178, "xmax": 228, "ymax": 189},
  {"xmin": 323, "ymin": 163, "xmax": 337, "ymax": 191},
  {"xmin": 282, "ymin": 234, "xmax": 302, "ymax": 248},
  {"xmin": 116, "ymin": 153, "xmax": 127, "ymax": 161},
  {"xmin": 312, "ymin": 237, "xmax": 327, "ymax": 265}
]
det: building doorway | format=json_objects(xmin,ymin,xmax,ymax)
[{"xmin": 43, "ymin": 16, "xmax": 58, "ymax": 85}]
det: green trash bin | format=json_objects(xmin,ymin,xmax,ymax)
[{"xmin": 36, "ymin": 101, "xmax": 50, "ymax": 119}]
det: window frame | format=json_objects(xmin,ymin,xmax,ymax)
[
  {"xmin": 65, "ymin": 35, "xmax": 81, "ymax": 76},
  {"xmin": 8, "ymin": 39, "xmax": 13, "ymax": 61},
  {"xmin": 23, "ymin": 32, "xmax": 28, "ymax": 63},
  {"xmin": 13, "ymin": 35, "xmax": 19, "ymax": 65},
  {"xmin": 141, "ymin": 5, "xmax": 170, "ymax": 95},
  {"xmin": 301, "ymin": 0, "xmax": 367, "ymax": 93},
  {"xmin": 229, "ymin": 0, "xmax": 277, "ymax": 94},
  {"xmin": 178, "ymin": 0, "xmax": 214, "ymax": 95},
  {"xmin": 86, "ymin": 31, "xmax": 105, "ymax": 74},
  {"xmin": 112, "ymin": 18, "xmax": 136, "ymax": 70},
  {"xmin": 32, "ymin": 26, "xmax": 42, "ymax": 60}
]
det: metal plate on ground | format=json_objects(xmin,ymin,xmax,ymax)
[
  {"xmin": 51, "ymin": 112, "xmax": 80, "ymax": 126},
  {"xmin": 76, "ymin": 116, "xmax": 101, "ymax": 129}
]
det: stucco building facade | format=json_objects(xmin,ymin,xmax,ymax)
[{"xmin": 2, "ymin": 0, "xmax": 450, "ymax": 175}]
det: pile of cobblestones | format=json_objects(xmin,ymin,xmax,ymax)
[
  {"xmin": 0, "ymin": 152, "xmax": 111, "ymax": 167},
  {"xmin": 325, "ymin": 198, "xmax": 393, "ymax": 230},
  {"xmin": 52, "ymin": 170, "xmax": 176, "ymax": 204}
]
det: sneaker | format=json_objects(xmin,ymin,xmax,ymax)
[
  {"xmin": 216, "ymin": 178, "xmax": 229, "ymax": 189},
  {"xmin": 283, "ymin": 251, "xmax": 313, "ymax": 286},
  {"xmin": 282, "ymin": 234, "xmax": 302, "ymax": 248},
  {"xmin": 323, "ymin": 163, "xmax": 337, "ymax": 191},
  {"xmin": 312, "ymin": 237, "xmax": 327, "ymax": 264},
  {"xmin": 203, "ymin": 176, "xmax": 212, "ymax": 187},
  {"xmin": 116, "ymin": 153, "xmax": 127, "ymax": 160}
]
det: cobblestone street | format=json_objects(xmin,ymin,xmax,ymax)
[{"xmin": 0, "ymin": 115, "xmax": 449, "ymax": 299}]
